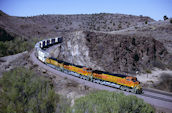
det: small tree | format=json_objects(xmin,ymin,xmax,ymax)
[{"xmin": 163, "ymin": 15, "xmax": 168, "ymax": 20}]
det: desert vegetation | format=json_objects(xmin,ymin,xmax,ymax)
[
  {"xmin": 0, "ymin": 67, "xmax": 58, "ymax": 113},
  {"xmin": 72, "ymin": 90, "xmax": 155, "ymax": 113},
  {"xmin": 0, "ymin": 37, "xmax": 39, "ymax": 57}
]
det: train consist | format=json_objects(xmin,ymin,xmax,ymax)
[{"xmin": 35, "ymin": 37, "xmax": 143, "ymax": 94}]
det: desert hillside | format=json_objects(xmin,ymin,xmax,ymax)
[
  {"xmin": 0, "ymin": 10, "xmax": 172, "ymax": 74},
  {"xmin": 0, "ymin": 10, "xmax": 154, "ymax": 39}
]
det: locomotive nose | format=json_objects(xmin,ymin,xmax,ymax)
[{"xmin": 135, "ymin": 85, "xmax": 143, "ymax": 94}]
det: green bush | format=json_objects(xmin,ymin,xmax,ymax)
[
  {"xmin": 72, "ymin": 90, "xmax": 155, "ymax": 113},
  {"xmin": 0, "ymin": 37, "xmax": 39, "ymax": 57},
  {"xmin": 56, "ymin": 96, "xmax": 71, "ymax": 113},
  {"xmin": 0, "ymin": 67, "xmax": 58, "ymax": 113}
]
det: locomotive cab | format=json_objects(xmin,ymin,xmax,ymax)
[
  {"xmin": 126, "ymin": 76, "xmax": 142, "ymax": 94},
  {"xmin": 126, "ymin": 77, "xmax": 139, "ymax": 83}
]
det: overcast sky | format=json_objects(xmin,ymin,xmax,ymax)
[{"xmin": 0, "ymin": 0, "xmax": 171, "ymax": 20}]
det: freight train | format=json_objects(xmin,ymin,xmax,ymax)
[{"xmin": 35, "ymin": 37, "xmax": 143, "ymax": 94}]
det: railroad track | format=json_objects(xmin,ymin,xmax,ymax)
[
  {"xmin": 142, "ymin": 88, "xmax": 172, "ymax": 103},
  {"xmin": 142, "ymin": 93, "xmax": 172, "ymax": 103},
  {"xmin": 143, "ymin": 88, "xmax": 172, "ymax": 97},
  {"xmin": 31, "ymin": 37, "xmax": 172, "ymax": 111}
]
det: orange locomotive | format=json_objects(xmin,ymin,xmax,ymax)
[
  {"xmin": 45, "ymin": 57, "xmax": 92, "ymax": 77},
  {"xmin": 45, "ymin": 57, "xmax": 142, "ymax": 94},
  {"xmin": 92, "ymin": 70, "xmax": 142, "ymax": 93}
]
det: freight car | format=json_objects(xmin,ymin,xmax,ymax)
[
  {"xmin": 35, "ymin": 37, "xmax": 62, "ymax": 62},
  {"xmin": 45, "ymin": 57, "xmax": 142, "ymax": 94}
]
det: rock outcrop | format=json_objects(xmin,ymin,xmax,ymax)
[{"xmin": 54, "ymin": 31, "xmax": 171, "ymax": 74}]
